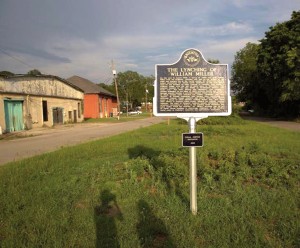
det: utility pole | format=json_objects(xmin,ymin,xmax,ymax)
[
  {"xmin": 111, "ymin": 60, "xmax": 120, "ymax": 120},
  {"xmin": 145, "ymin": 88, "xmax": 148, "ymax": 112},
  {"xmin": 126, "ymin": 91, "xmax": 129, "ymax": 117}
]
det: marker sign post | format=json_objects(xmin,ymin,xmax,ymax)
[{"xmin": 153, "ymin": 48, "xmax": 231, "ymax": 215}]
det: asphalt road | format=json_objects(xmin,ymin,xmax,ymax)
[
  {"xmin": 241, "ymin": 116, "xmax": 300, "ymax": 132},
  {"xmin": 0, "ymin": 117, "xmax": 167, "ymax": 166}
]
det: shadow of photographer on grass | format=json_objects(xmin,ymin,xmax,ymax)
[
  {"xmin": 137, "ymin": 199, "xmax": 176, "ymax": 248},
  {"xmin": 94, "ymin": 189, "xmax": 123, "ymax": 248},
  {"xmin": 94, "ymin": 145, "xmax": 188, "ymax": 247}
]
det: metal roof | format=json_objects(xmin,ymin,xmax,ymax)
[
  {"xmin": 0, "ymin": 74, "xmax": 84, "ymax": 93},
  {"xmin": 67, "ymin": 75, "xmax": 116, "ymax": 97}
]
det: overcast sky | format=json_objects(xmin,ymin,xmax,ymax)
[{"xmin": 0, "ymin": 0, "xmax": 299, "ymax": 83}]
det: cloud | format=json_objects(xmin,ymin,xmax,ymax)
[
  {"xmin": 179, "ymin": 21, "xmax": 253, "ymax": 38},
  {"xmin": 0, "ymin": 0, "xmax": 299, "ymax": 81},
  {"xmin": 145, "ymin": 54, "xmax": 170, "ymax": 62},
  {"xmin": 206, "ymin": 37, "xmax": 259, "ymax": 53},
  {"xmin": 6, "ymin": 46, "xmax": 71, "ymax": 64},
  {"xmin": 102, "ymin": 33, "xmax": 185, "ymax": 51},
  {"xmin": 200, "ymin": 37, "xmax": 259, "ymax": 64}
]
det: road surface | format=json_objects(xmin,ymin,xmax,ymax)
[
  {"xmin": 241, "ymin": 116, "xmax": 300, "ymax": 132},
  {"xmin": 0, "ymin": 117, "xmax": 167, "ymax": 166}
]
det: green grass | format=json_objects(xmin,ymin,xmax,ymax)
[{"xmin": 0, "ymin": 116, "xmax": 299, "ymax": 247}]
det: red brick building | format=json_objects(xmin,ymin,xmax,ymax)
[{"xmin": 67, "ymin": 76, "xmax": 117, "ymax": 118}]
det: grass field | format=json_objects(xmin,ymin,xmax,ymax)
[{"xmin": 0, "ymin": 115, "xmax": 299, "ymax": 247}]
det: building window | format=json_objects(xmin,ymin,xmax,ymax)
[{"xmin": 42, "ymin": 100, "xmax": 48, "ymax": 122}]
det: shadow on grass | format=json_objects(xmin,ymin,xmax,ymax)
[
  {"xmin": 128, "ymin": 145, "xmax": 189, "ymax": 209},
  {"xmin": 94, "ymin": 189, "xmax": 123, "ymax": 248},
  {"xmin": 137, "ymin": 199, "xmax": 176, "ymax": 248},
  {"xmin": 128, "ymin": 145, "xmax": 161, "ymax": 160}
]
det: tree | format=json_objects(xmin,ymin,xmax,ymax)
[
  {"xmin": 231, "ymin": 11, "xmax": 300, "ymax": 117},
  {"xmin": 117, "ymin": 71, "xmax": 140, "ymax": 110},
  {"xmin": 98, "ymin": 83, "xmax": 115, "ymax": 94},
  {"xmin": 231, "ymin": 42, "xmax": 260, "ymax": 108},
  {"xmin": 0, "ymin": 71, "xmax": 14, "ymax": 77},
  {"xmin": 27, "ymin": 69, "xmax": 42, "ymax": 76},
  {"xmin": 115, "ymin": 71, "xmax": 154, "ymax": 111},
  {"xmin": 256, "ymin": 10, "xmax": 300, "ymax": 117}
]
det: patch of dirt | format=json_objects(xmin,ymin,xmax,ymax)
[
  {"xmin": 149, "ymin": 186, "xmax": 157, "ymax": 195},
  {"xmin": 152, "ymin": 232, "xmax": 168, "ymax": 247},
  {"xmin": 74, "ymin": 201, "xmax": 88, "ymax": 209}
]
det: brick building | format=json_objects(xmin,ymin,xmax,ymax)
[{"xmin": 67, "ymin": 76, "xmax": 117, "ymax": 118}]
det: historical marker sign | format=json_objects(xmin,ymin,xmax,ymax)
[
  {"xmin": 153, "ymin": 48, "xmax": 231, "ymax": 118},
  {"xmin": 153, "ymin": 48, "xmax": 231, "ymax": 215}
]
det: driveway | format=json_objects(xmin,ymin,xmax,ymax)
[{"xmin": 0, "ymin": 117, "xmax": 167, "ymax": 166}]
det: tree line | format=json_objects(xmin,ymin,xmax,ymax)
[
  {"xmin": 99, "ymin": 71, "xmax": 154, "ymax": 111},
  {"xmin": 231, "ymin": 11, "xmax": 300, "ymax": 118},
  {"xmin": 0, "ymin": 69, "xmax": 42, "ymax": 77}
]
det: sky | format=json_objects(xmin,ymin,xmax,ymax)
[{"xmin": 0, "ymin": 0, "xmax": 299, "ymax": 83}]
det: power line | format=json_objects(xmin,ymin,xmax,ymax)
[
  {"xmin": 0, "ymin": 47, "xmax": 34, "ymax": 70},
  {"xmin": 102, "ymin": 76, "xmax": 113, "ymax": 84}
]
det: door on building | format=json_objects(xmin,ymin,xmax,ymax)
[
  {"xmin": 53, "ymin": 108, "xmax": 63, "ymax": 125},
  {"xmin": 4, "ymin": 100, "xmax": 24, "ymax": 132},
  {"xmin": 73, "ymin": 110, "xmax": 77, "ymax": 123}
]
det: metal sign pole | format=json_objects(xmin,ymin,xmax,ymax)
[{"xmin": 189, "ymin": 117, "xmax": 197, "ymax": 215}]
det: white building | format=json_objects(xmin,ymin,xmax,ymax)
[{"xmin": 0, "ymin": 75, "xmax": 84, "ymax": 133}]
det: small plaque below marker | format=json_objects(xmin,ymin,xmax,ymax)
[{"xmin": 182, "ymin": 133, "xmax": 203, "ymax": 147}]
